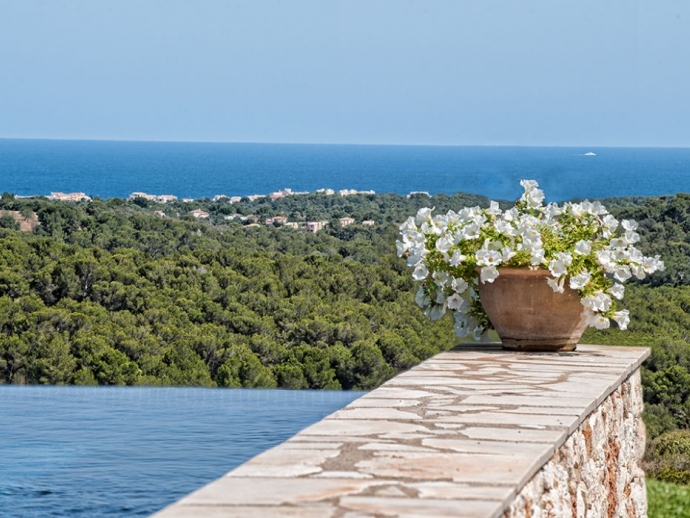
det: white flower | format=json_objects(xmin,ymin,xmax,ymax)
[
  {"xmin": 519, "ymin": 180, "xmax": 545, "ymax": 208},
  {"xmin": 435, "ymin": 236, "xmax": 452, "ymax": 253},
  {"xmin": 503, "ymin": 207, "xmax": 519, "ymax": 221},
  {"xmin": 399, "ymin": 216, "xmax": 417, "ymax": 231},
  {"xmin": 501, "ymin": 246, "xmax": 517, "ymax": 262},
  {"xmin": 574, "ymin": 240, "xmax": 592, "ymax": 256},
  {"xmin": 609, "ymin": 283, "xmax": 625, "ymax": 300},
  {"xmin": 630, "ymin": 264, "xmax": 646, "ymax": 280},
  {"xmin": 621, "ymin": 219, "xmax": 638, "ymax": 231},
  {"xmin": 530, "ymin": 248, "xmax": 546, "ymax": 266},
  {"xmin": 462, "ymin": 223, "xmax": 481, "ymax": 240},
  {"xmin": 407, "ymin": 251, "xmax": 425, "ymax": 268},
  {"xmin": 449, "ymin": 250, "xmax": 466, "ymax": 267},
  {"xmin": 569, "ymin": 203, "xmax": 585, "ymax": 218},
  {"xmin": 587, "ymin": 312, "xmax": 611, "ymax": 330},
  {"xmin": 547, "ymin": 276, "xmax": 565, "ymax": 293},
  {"xmin": 433, "ymin": 271, "xmax": 451, "ymax": 288},
  {"xmin": 447, "ymin": 293, "xmax": 465, "ymax": 310},
  {"xmin": 495, "ymin": 219, "xmax": 516, "ymax": 236},
  {"xmin": 544, "ymin": 203, "xmax": 562, "ymax": 219},
  {"xmin": 412, "ymin": 263, "xmax": 428, "ymax": 281},
  {"xmin": 425, "ymin": 304, "xmax": 446, "ymax": 321},
  {"xmin": 451, "ymin": 277, "xmax": 469, "ymax": 293},
  {"xmin": 613, "ymin": 265, "xmax": 632, "ymax": 282},
  {"xmin": 582, "ymin": 292, "xmax": 612, "ymax": 312},
  {"xmin": 486, "ymin": 200, "xmax": 502, "ymax": 216},
  {"xmin": 643, "ymin": 255, "xmax": 664, "ymax": 273},
  {"xmin": 453, "ymin": 313, "xmax": 471, "ymax": 337},
  {"xmin": 415, "ymin": 207, "xmax": 434, "ymax": 225},
  {"xmin": 549, "ymin": 259, "xmax": 568, "ymax": 277},
  {"xmin": 569, "ymin": 271, "xmax": 591, "ymax": 290},
  {"xmin": 612, "ymin": 310, "xmax": 630, "ymax": 330},
  {"xmin": 475, "ymin": 248, "xmax": 502, "ymax": 267},
  {"xmin": 603, "ymin": 214, "xmax": 619, "ymax": 232},
  {"xmin": 590, "ymin": 201, "xmax": 608, "ymax": 215},
  {"xmin": 415, "ymin": 287, "xmax": 430, "ymax": 308},
  {"xmin": 480, "ymin": 266, "xmax": 499, "ymax": 283},
  {"xmin": 624, "ymin": 231, "xmax": 640, "ymax": 245},
  {"xmin": 473, "ymin": 325, "xmax": 485, "ymax": 341},
  {"xmin": 520, "ymin": 179, "xmax": 539, "ymax": 191}
]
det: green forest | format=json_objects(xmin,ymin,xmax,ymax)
[{"xmin": 3, "ymin": 189, "xmax": 690, "ymax": 473}]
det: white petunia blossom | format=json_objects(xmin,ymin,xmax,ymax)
[
  {"xmin": 425, "ymin": 304, "xmax": 446, "ymax": 321},
  {"xmin": 446, "ymin": 293, "xmax": 465, "ymax": 311},
  {"xmin": 608, "ymin": 283, "xmax": 625, "ymax": 300},
  {"xmin": 415, "ymin": 287, "xmax": 430, "ymax": 308},
  {"xmin": 412, "ymin": 263, "xmax": 428, "ymax": 281},
  {"xmin": 530, "ymin": 248, "xmax": 546, "ymax": 266},
  {"xmin": 547, "ymin": 276, "xmax": 565, "ymax": 293},
  {"xmin": 462, "ymin": 223, "xmax": 481, "ymax": 240},
  {"xmin": 451, "ymin": 277, "xmax": 469, "ymax": 293},
  {"xmin": 486, "ymin": 200, "xmax": 502, "ymax": 216},
  {"xmin": 433, "ymin": 271, "xmax": 451, "ymax": 288},
  {"xmin": 407, "ymin": 252, "xmax": 425, "ymax": 268},
  {"xmin": 569, "ymin": 271, "xmax": 591, "ymax": 290},
  {"xmin": 574, "ymin": 240, "xmax": 592, "ymax": 256},
  {"xmin": 399, "ymin": 216, "xmax": 417, "ymax": 231},
  {"xmin": 453, "ymin": 313, "xmax": 473, "ymax": 338},
  {"xmin": 495, "ymin": 219, "xmax": 516, "ymax": 236},
  {"xmin": 415, "ymin": 207, "xmax": 434, "ymax": 225},
  {"xmin": 480, "ymin": 266, "xmax": 499, "ymax": 283},
  {"xmin": 582, "ymin": 292, "xmax": 612, "ymax": 312},
  {"xmin": 621, "ymin": 219, "xmax": 638, "ymax": 231},
  {"xmin": 613, "ymin": 265, "xmax": 632, "ymax": 282},
  {"xmin": 520, "ymin": 179, "xmax": 545, "ymax": 208},
  {"xmin": 643, "ymin": 255, "xmax": 665, "ymax": 273},
  {"xmin": 449, "ymin": 250, "xmax": 466, "ymax": 267},
  {"xmin": 587, "ymin": 312, "xmax": 611, "ymax": 330},
  {"xmin": 476, "ymin": 248, "xmax": 502, "ymax": 267},
  {"xmin": 549, "ymin": 259, "xmax": 568, "ymax": 278},
  {"xmin": 612, "ymin": 310, "xmax": 630, "ymax": 330},
  {"xmin": 435, "ymin": 236, "xmax": 452, "ymax": 253}
]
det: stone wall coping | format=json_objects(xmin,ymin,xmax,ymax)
[{"xmin": 153, "ymin": 344, "xmax": 650, "ymax": 518}]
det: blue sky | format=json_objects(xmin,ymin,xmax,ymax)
[{"xmin": 0, "ymin": 0, "xmax": 688, "ymax": 146}]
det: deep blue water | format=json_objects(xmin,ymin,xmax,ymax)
[
  {"xmin": 0, "ymin": 386, "xmax": 365, "ymax": 517},
  {"xmin": 1, "ymin": 139, "xmax": 689, "ymax": 202}
]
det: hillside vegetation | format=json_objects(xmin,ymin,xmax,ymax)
[{"xmin": 1, "ymin": 190, "xmax": 690, "ymax": 443}]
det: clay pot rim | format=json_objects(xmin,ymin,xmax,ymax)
[{"xmin": 476, "ymin": 266, "xmax": 554, "ymax": 278}]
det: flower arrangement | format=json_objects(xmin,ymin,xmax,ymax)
[{"xmin": 397, "ymin": 180, "xmax": 664, "ymax": 340}]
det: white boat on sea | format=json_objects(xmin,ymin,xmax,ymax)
[{"xmin": 583, "ymin": 151, "xmax": 596, "ymax": 156}]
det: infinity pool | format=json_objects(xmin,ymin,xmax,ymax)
[{"xmin": 0, "ymin": 386, "xmax": 365, "ymax": 517}]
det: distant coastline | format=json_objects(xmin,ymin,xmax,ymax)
[{"xmin": 1, "ymin": 139, "xmax": 689, "ymax": 202}]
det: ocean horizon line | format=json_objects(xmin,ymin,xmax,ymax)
[{"xmin": 0, "ymin": 136, "xmax": 687, "ymax": 150}]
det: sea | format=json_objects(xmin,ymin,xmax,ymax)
[
  {"xmin": 1, "ymin": 139, "xmax": 690, "ymax": 202},
  {"xmin": 0, "ymin": 387, "xmax": 365, "ymax": 517}
]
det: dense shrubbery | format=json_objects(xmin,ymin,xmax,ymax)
[{"xmin": 644, "ymin": 430, "xmax": 690, "ymax": 485}]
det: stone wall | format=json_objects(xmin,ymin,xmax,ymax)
[
  {"xmin": 505, "ymin": 370, "xmax": 646, "ymax": 518},
  {"xmin": 154, "ymin": 344, "xmax": 649, "ymax": 518}
]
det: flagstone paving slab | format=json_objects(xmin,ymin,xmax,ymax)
[{"xmin": 152, "ymin": 344, "xmax": 649, "ymax": 518}]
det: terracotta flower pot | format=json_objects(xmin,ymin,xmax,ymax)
[{"xmin": 477, "ymin": 267, "xmax": 588, "ymax": 352}]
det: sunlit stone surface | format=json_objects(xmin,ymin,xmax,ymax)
[{"xmin": 153, "ymin": 344, "xmax": 649, "ymax": 518}]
